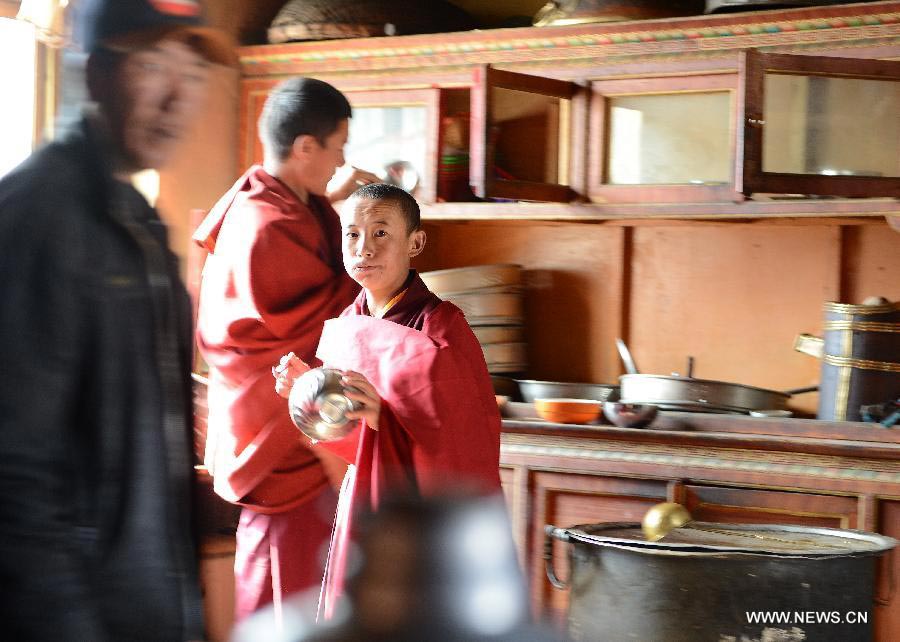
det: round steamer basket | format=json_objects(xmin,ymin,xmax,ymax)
[
  {"xmin": 421, "ymin": 264, "xmax": 522, "ymax": 295},
  {"xmin": 546, "ymin": 521, "xmax": 896, "ymax": 642},
  {"xmin": 472, "ymin": 325, "xmax": 525, "ymax": 345},
  {"xmin": 445, "ymin": 291, "xmax": 523, "ymax": 326},
  {"xmin": 481, "ymin": 342, "xmax": 527, "ymax": 374}
]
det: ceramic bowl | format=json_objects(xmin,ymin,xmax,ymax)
[{"xmin": 534, "ymin": 398, "xmax": 602, "ymax": 424}]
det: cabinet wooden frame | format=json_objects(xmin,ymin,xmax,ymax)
[
  {"xmin": 738, "ymin": 49, "xmax": 900, "ymax": 199},
  {"xmin": 470, "ymin": 65, "xmax": 586, "ymax": 203},
  {"xmin": 588, "ymin": 72, "xmax": 741, "ymax": 204},
  {"xmin": 239, "ymin": 81, "xmax": 441, "ymax": 203}
]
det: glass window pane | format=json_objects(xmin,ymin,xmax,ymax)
[
  {"xmin": 606, "ymin": 91, "xmax": 731, "ymax": 185},
  {"xmin": 763, "ymin": 73, "xmax": 900, "ymax": 178},
  {"xmin": 490, "ymin": 87, "xmax": 569, "ymax": 185},
  {"xmin": 0, "ymin": 18, "xmax": 36, "ymax": 178}
]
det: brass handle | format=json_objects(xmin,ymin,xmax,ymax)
[
  {"xmin": 793, "ymin": 333, "xmax": 824, "ymax": 359},
  {"xmin": 747, "ymin": 117, "xmax": 766, "ymax": 127}
]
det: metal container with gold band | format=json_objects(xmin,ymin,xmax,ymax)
[{"xmin": 818, "ymin": 300, "xmax": 900, "ymax": 421}]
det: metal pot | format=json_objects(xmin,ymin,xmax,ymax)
[{"xmin": 546, "ymin": 521, "xmax": 896, "ymax": 641}]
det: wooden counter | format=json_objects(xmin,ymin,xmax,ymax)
[{"xmin": 498, "ymin": 409, "xmax": 900, "ymax": 639}]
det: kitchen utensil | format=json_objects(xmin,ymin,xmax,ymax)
[
  {"xmin": 602, "ymin": 401, "xmax": 658, "ymax": 428},
  {"xmin": 480, "ymin": 342, "xmax": 527, "ymax": 374},
  {"xmin": 618, "ymin": 373, "xmax": 806, "ymax": 414},
  {"xmin": 546, "ymin": 518, "xmax": 896, "ymax": 641},
  {"xmin": 491, "ymin": 375, "xmax": 521, "ymax": 400},
  {"xmin": 706, "ymin": 0, "xmax": 848, "ymax": 14},
  {"xmin": 817, "ymin": 299, "xmax": 900, "ymax": 421},
  {"xmin": 288, "ymin": 367, "xmax": 360, "ymax": 442},
  {"xmin": 443, "ymin": 291, "xmax": 523, "ymax": 326},
  {"xmin": 614, "ymin": 338, "xmax": 816, "ymax": 414},
  {"xmin": 534, "ymin": 398, "xmax": 602, "ymax": 424},
  {"xmin": 534, "ymin": 0, "xmax": 703, "ymax": 26},
  {"xmin": 380, "ymin": 159, "xmax": 420, "ymax": 193},
  {"xmin": 641, "ymin": 502, "xmax": 692, "ymax": 541},
  {"xmin": 472, "ymin": 325, "xmax": 525, "ymax": 345},
  {"xmin": 615, "ymin": 337, "xmax": 639, "ymax": 375},
  {"xmin": 515, "ymin": 379, "xmax": 619, "ymax": 404},
  {"xmin": 268, "ymin": 0, "xmax": 476, "ymax": 43},
  {"xmin": 420, "ymin": 264, "xmax": 522, "ymax": 295}
]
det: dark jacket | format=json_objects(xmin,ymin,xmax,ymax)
[{"xmin": 0, "ymin": 118, "xmax": 203, "ymax": 641}]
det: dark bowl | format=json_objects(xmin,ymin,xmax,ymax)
[{"xmin": 603, "ymin": 401, "xmax": 658, "ymax": 429}]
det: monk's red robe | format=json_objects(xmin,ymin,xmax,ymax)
[
  {"xmin": 194, "ymin": 165, "xmax": 359, "ymax": 512},
  {"xmin": 314, "ymin": 272, "xmax": 502, "ymax": 618}
]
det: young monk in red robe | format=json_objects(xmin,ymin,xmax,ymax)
[{"xmin": 274, "ymin": 183, "xmax": 503, "ymax": 620}]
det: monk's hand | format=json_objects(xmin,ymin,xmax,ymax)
[
  {"xmin": 273, "ymin": 352, "xmax": 310, "ymax": 399},
  {"xmin": 341, "ymin": 370, "xmax": 382, "ymax": 430},
  {"xmin": 327, "ymin": 164, "xmax": 380, "ymax": 203}
]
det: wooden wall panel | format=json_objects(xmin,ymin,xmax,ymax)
[
  {"xmin": 841, "ymin": 222, "xmax": 900, "ymax": 304},
  {"xmin": 628, "ymin": 224, "xmax": 841, "ymax": 414},
  {"xmin": 875, "ymin": 499, "xmax": 900, "ymax": 642},
  {"xmin": 417, "ymin": 220, "xmax": 626, "ymax": 385}
]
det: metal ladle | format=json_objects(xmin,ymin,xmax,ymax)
[
  {"xmin": 641, "ymin": 502, "xmax": 692, "ymax": 542},
  {"xmin": 641, "ymin": 502, "xmax": 852, "ymax": 549}
]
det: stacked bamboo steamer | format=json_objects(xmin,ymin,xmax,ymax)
[{"xmin": 421, "ymin": 264, "xmax": 526, "ymax": 374}]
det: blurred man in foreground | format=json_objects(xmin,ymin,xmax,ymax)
[{"xmin": 0, "ymin": 1, "xmax": 234, "ymax": 639}]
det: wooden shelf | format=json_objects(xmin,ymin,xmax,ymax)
[{"xmin": 420, "ymin": 198, "xmax": 900, "ymax": 222}]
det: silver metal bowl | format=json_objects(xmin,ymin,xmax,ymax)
[
  {"xmin": 602, "ymin": 401, "xmax": 658, "ymax": 429},
  {"xmin": 288, "ymin": 368, "xmax": 360, "ymax": 442},
  {"xmin": 515, "ymin": 379, "xmax": 619, "ymax": 404}
]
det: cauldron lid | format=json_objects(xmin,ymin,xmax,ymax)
[{"xmin": 563, "ymin": 521, "xmax": 897, "ymax": 558}]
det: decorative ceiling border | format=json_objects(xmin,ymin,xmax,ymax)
[{"xmin": 239, "ymin": 5, "xmax": 900, "ymax": 77}]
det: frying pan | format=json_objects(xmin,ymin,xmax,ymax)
[{"xmin": 615, "ymin": 339, "xmax": 816, "ymax": 414}]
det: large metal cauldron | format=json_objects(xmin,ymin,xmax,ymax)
[{"xmin": 546, "ymin": 522, "xmax": 896, "ymax": 642}]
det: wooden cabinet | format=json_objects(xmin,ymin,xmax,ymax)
[{"xmin": 235, "ymin": 3, "xmax": 900, "ymax": 414}]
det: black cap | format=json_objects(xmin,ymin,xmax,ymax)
[{"xmin": 78, "ymin": 0, "xmax": 237, "ymax": 66}]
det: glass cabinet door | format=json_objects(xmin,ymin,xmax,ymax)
[
  {"xmin": 342, "ymin": 89, "xmax": 440, "ymax": 203},
  {"xmin": 239, "ymin": 83, "xmax": 440, "ymax": 202},
  {"xmin": 470, "ymin": 65, "xmax": 583, "ymax": 202},
  {"xmin": 739, "ymin": 50, "xmax": 900, "ymax": 198},
  {"xmin": 589, "ymin": 74, "xmax": 739, "ymax": 203}
]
